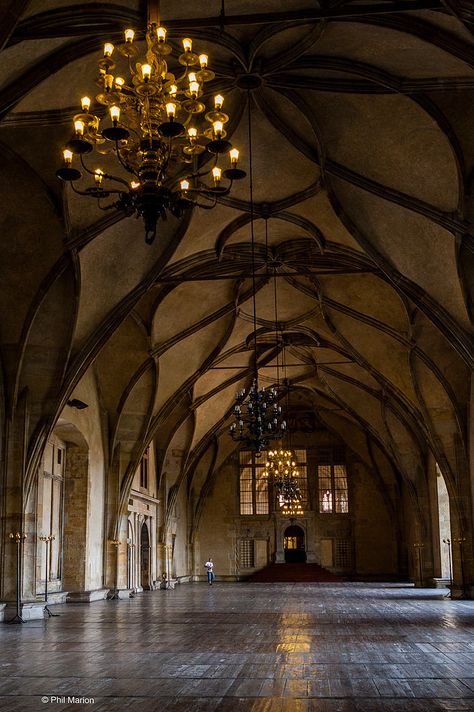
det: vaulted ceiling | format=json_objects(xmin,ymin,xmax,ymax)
[{"xmin": 0, "ymin": 1, "xmax": 473, "ymax": 520}]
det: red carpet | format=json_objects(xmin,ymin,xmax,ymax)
[{"xmin": 247, "ymin": 562, "xmax": 342, "ymax": 583}]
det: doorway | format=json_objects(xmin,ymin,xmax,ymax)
[
  {"xmin": 284, "ymin": 525, "xmax": 306, "ymax": 563},
  {"xmin": 140, "ymin": 521, "xmax": 150, "ymax": 589}
]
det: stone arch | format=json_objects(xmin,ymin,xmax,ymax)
[
  {"xmin": 283, "ymin": 524, "xmax": 307, "ymax": 563},
  {"xmin": 140, "ymin": 520, "xmax": 151, "ymax": 590}
]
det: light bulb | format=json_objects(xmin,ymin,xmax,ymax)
[
  {"xmin": 199, "ymin": 54, "xmax": 208, "ymax": 68},
  {"xmin": 103, "ymin": 42, "xmax": 114, "ymax": 57},
  {"xmin": 188, "ymin": 127, "xmax": 197, "ymax": 139},
  {"xmin": 74, "ymin": 119, "xmax": 84, "ymax": 136},
  {"xmin": 212, "ymin": 166, "xmax": 221, "ymax": 182},
  {"xmin": 130, "ymin": 181, "xmax": 140, "ymax": 189},
  {"xmin": 182, "ymin": 37, "xmax": 192, "ymax": 52},
  {"xmin": 115, "ymin": 77, "xmax": 125, "ymax": 89},
  {"xmin": 94, "ymin": 169, "xmax": 104, "ymax": 185},
  {"xmin": 141, "ymin": 64, "xmax": 152, "ymax": 81},
  {"xmin": 213, "ymin": 120, "xmax": 223, "ymax": 137},
  {"xmin": 63, "ymin": 149, "xmax": 73, "ymax": 164},
  {"xmin": 169, "ymin": 84, "xmax": 177, "ymax": 96},
  {"xmin": 110, "ymin": 105, "xmax": 120, "ymax": 122},
  {"xmin": 214, "ymin": 94, "xmax": 224, "ymax": 109},
  {"xmin": 188, "ymin": 72, "xmax": 197, "ymax": 83},
  {"xmin": 104, "ymin": 74, "xmax": 114, "ymax": 91},
  {"xmin": 180, "ymin": 179, "xmax": 190, "ymax": 191},
  {"xmin": 166, "ymin": 102, "xmax": 176, "ymax": 119},
  {"xmin": 124, "ymin": 28, "xmax": 134, "ymax": 43},
  {"xmin": 157, "ymin": 26, "xmax": 167, "ymax": 42},
  {"xmin": 81, "ymin": 96, "xmax": 91, "ymax": 112},
  {"xmin": 229, "ymin": 148, "xmax": 239, "ymax": 164},
  {"xmin": 189, "ymin": 81, "xmax": 199, "ymax": 97}
]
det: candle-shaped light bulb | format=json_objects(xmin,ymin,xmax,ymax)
[
  {"xmin": 94, "ymin": 169, "xmax": 104, "ymax": 185},
  {"xmin": 182, "ymin": 37, "xmax": 192, "ymax": 52},
  {"xmin": 104, "ymin": 74, "xmax": 114, "ymax": 91},
  {"xmin": 188, "ymin": 127, "xmax": 197, "ymax": 140},
  {"xmin": 188, "ymin": 72, "xmax": 197, "ymax": 83},
  {"xmin": 212, "ymin": 166, "xmax": 222, "ymax": 183},
  {"xmin": 169, "ymin": 84, "xmax": 177, "ymax": 97},
  {"xmin": 189, "ymin": 81, "xmax": 199, "ymax": 97},
  {"xmin": 110, "ymin": 105, "xmax": 120, "ymax": 122},
  {"xmin": 141, "ymin": 64, "xmax": 152, "ymax": 81},
  {"xmin": 213, "ymin": 120, "xmax": 223, "ymax": 137},
  {"xmin": 166, "ymin": 102, "xmax": 176, "ymax": 119},
  {"xmin": 130, "ymin": 180, "xmax": 140, "ymax": 189},
  {"xmin": 124, "ymin": 28, "xmax": 135, "ymax": 43},
  {"xmin": 157, "ymin": 26, "xmax": 167, "ymax": 42},
  {"xmin": 103, "ymin": 42, "xmax": 114, "ymax": 57},
  {"xmin": 63, "ymin": 149, "xmax": 73, "ymax": 165},
  {"xmin": 180, "ymin": 179, "xmax": 190, "ymax": 191},
  {"xmin": 81, "ymin": 96, "xmax": 91, "ymax": 112},
  {"xmin": 74, "ymin": 119, "xmax": 84, "ymax": 136},
  {"xmin": 214, "ymin": 94, "xmax": 224, "ymax": 110},
  {"xmin": 115, "ymin": 77, "xmax": 125, "ymax": 89},
  {"xmin": 199, "ymin": 53, "xmax": 208, "ymax": 68},
  {"xmin": 230, "ymin": 148, "xmax": 239, "ymax": 165}
]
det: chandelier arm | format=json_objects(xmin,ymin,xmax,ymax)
[
  {"xmin": 187, "ymin": 154, "xmax": 219, "ymax": 181},
  {"xmin": 174, "ymin": 65, "xmax": 190, "ymax": 85},
  {"xmin": 79, "ymin": 154, "xmax": 131, "ymax": 188},
  {"xmin": 113, "ymin": 140, "xmax": 140, "ymax": 177},
  {"xmin": 189, "ymin": 198, "xmax": 218, "ymax": 210},
  {"xmin": 69, "ymin": 184, "xmax": 122, "ymax": 199},
  {"xmin": 96, "ymin": 197, "xmax": 123, "ymax": 211}
]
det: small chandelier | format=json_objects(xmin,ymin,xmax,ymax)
[
  {"xmin": 229, "ymin": 380, "xmax": 286, "ymax": 454},
  {"xmin": 56, "ymin": 21, "xmax": 246, "ymax": 244},
  {"xmin": 263, "ymin": 448, "xmax": 298, "ymax": 488},
  {"xmin": 264, "ymin": 448, "xmax": 304, "ymax": 515}
]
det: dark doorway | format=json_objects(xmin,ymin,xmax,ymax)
[
  {"xmin": 140, "ymin": 522, "xmax": 150, "ymax": 589},
  {"xmin": 284, "ymin": 525, "xmax": 306, "ymax": 563}
]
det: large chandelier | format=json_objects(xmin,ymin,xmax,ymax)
[
  {"xmin": 229, "ymin": 381, "xmax": 286, "ymax": 454},
  {"xmin": 56, "ymin": 20, "xmax": 246, "ymax": 244}
]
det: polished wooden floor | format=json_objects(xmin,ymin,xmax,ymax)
[{"xmin": 1, "ymin": 583, "xmax": 473, "ymax": 711}]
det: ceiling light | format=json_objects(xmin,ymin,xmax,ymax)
[{"xmin": 56, "ymin": 17, "xmax": 246, "ymax": 244}]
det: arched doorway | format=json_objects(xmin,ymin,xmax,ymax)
[
  {"xmin": 284, "ymin": 525, "xmax": 306, "ymax": 563},
  {"xmin": 140, "ymin": 521, "xmax": 151, "ymax": 589}
]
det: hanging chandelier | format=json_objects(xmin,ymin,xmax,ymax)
[
  {"xmin": 263, "ymin": 448, "xmax": 297, "ymax": 488},
  {"xmin": 56, "ymin": 20, "xmax": 246, "ymax": 244},
  {"xmin": 229, "ymin": 380, "xmax": 286, "ymax": 454},
  {"xmin": 264, "ymin": 448, "xmax": 304, "ymax": 514}
]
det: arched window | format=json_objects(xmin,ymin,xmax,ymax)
[{"xmin": 317, "ymin": 447, "xmax": 349, "ymax": 514}]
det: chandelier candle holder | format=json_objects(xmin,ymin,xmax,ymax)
[
  {"xmin": 56, "ymin": 22, "xmax": 246, "ymax": 244},
  {"xmin": 38, "ymin": 535, "xmax": 59, "ymax": 618},
  {"xmin": 7, "ymin": 532, "xmax": 27, "ymax": 624},
  {"xmin": 229, "ymin": 380, "xmax": 286, "ymax": 454}
]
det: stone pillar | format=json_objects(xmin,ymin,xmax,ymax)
[
  {"xmin": 63, "ymin": 446, "xmax": 88, "ymax": 592},
  {"xmin": 1, "ymin": 396, "xmax": 46, "ymax": 620}
]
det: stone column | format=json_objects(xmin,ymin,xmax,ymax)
[{"xmin": 62, "ymin": 446, "xmax": 88, "ymax": 592}]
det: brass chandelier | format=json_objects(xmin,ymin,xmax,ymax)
[
  {"xmin": 56, "ymin": 15, "xmax": 246, "ymax": 244},
  {"xmin": 264, "ymin": 448, "xmax": 304, "ymax": 515}
]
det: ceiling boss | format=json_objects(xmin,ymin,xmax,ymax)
[{"xmin": 56, "ymin": 9, "xmax": 246, "ymax": 244}]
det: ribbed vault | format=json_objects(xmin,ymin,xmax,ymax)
[{"xmin": 0, "ymin": 0, "xmax": 472, "ymax": 540}]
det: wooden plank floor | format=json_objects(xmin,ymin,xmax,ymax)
[{"xmin": 0, "ymin": 583, "xmax": 473, "ymax": 711}]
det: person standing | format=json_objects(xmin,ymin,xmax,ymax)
[{"xmin": 205, "ymin": 557, "xmax": 214, "ymax": 585}]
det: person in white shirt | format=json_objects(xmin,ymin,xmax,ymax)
[{"xmin": 205, "ymin": 558, "xmax": 214, "ymax": 585}]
